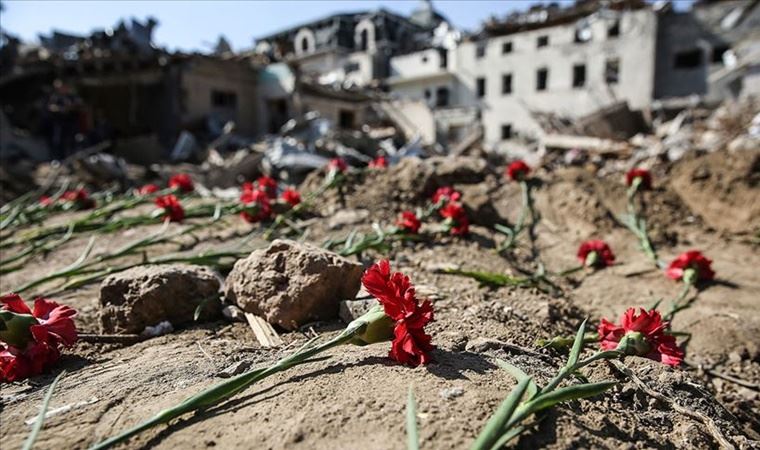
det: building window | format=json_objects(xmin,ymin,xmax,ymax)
[
  {"xmin": 439, "ymin": 48, "xmax": 448, "ymax": 68},
  {"xmin": 359, "ymin": 29, "xmax": 369, "ymax": 51},
  {"xmin": 424, "ymin": 89, "xmax": 431, "ymax": 100},
  {"xmin": 476, "ymin": 42, "xmax": 486, "ymax": 59},
  {"xmin": 608, "ymin": 19, "xmax": 620, "ymax": 38},
  {"xmin": 211, "ymin": 90, "xmax": 237, "ymax": 109},
  {"xmin": 502, "ymin": 73, "xmax": 512, "ymax": 94},
  {"xmin": 537, "ymin": 35, "xmax": 548, "ymax": 48},
  {"xmin": 339, "ymin": 110, "xmax": 355, "ymax": 128},
  {"xmin": 536, "ymin": 68, "xmax": 548, "ymax": 91},
  {"xmin": 502, "ymin": 41, "xmax": 513, "ymax": 54},
  {"xmin": 436, "ymin": 87, "xmax": 449, "ymax": 107},
  {"xmin": 301, "ymin": 37, "xmax": 309, "ymax": 53},
  {"xmin": 421, "ymin": 55, "xmax": 428, "ymax": 64},
  {"xmin": 572, "ymin": 64, "xmax": 586, "ymax": 88},
  {"xmin": 476, "ymin": 77, "xmax": 486, "ymax": 98},
  {"xmin": 605, "ymin": 59, "xmax": 620, "ymax": 84},
  {"xmin": 574, "ymin": 26, "xmax": 591, "ymax": 43},
  {"xmin": 674, "ymin": 49, "xmax": 703, "ymax": 68},
  {"xmin": 712, "ymin": 45, "xmax": 730, "ymax": 64},
  {"xmin": 501, "ymin": 124, "xmax": 512, "ymax": 140},
  {"xmin": 344, "ymin": 62, "xmax": 360, "ymax": 73}
]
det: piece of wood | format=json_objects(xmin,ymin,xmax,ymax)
[{"xmin": 244, "ymin": 313, "xmax": 283, "ymax": 347}]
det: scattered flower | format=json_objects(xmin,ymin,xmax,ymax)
[
  {"xmin": 598, "ymin": 308, "xmax": 683, "ymax": 366},
  {"xmin": 361, "ymin": 260, "xmax": 434, "ymax": 366},
  {"xmin": 136, "ymin": 184, "xmax": 159, "ymax": 196},
  {"xmin": 61, "ymin": 189, "xmax": 95, "ymax": 209},
  {"xmin": 169, "ymin": 174, "xmax": 194, "ymax": 193},
  {"xmin": 155, "ymin": 194, "xmax": 184, "ymax": 222},
  {"xmin": 432, "ymin": 186, "xmax": 462, "ymax": 205},
  {"xmin": 665, "ymin": 250, "xmax": 715, "ymax": 284},
  {"xmin": 506, "ymin": 160, "xmax": 531, "ymax": 181},
  {"xmin": 1, "ymin": 294, "xmax": 78, "ymax": 382},
  {"xmin": 396, "ymin": 211, "xmax": 421, "ymax": 234},
  {"xmin": 368, "ymin": 156, "xmax": 388, "ymax": 169},
  {"xmin": 328, "ymin": 158, "xmax": 348, "ymax": 173},
  {"xmin": 280, "ymin": 188, "xmax": 301, "ymax": 207},
  {"xmin": 39, "ymin": 195, "xmax": 53, "ymax": 207},
  {"xmin": 440, "ymin": 202, "xmax": 469, "ymax": 236},
  {"xmin": 625, "ymin": 168, "xmax": 652, "ymax": 190},
  {"xmin": 257, "ymin": 176, "xmax": 278, "ymax": 199},
  {"xmin": 577, "ymin": 240, "xmax": 615, "ymax": 268},
  {"xmin": 240, "ymin": 188, "xmax": 271, "ymax": 223}
]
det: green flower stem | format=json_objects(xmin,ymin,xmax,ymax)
[
  {"xmin": 623, "ymin": 181, "xmax": 663, "ymax": 268},
  {"xmin": 539, "ymin": 350, "xmax": 621, "ymax": 395},
  {"xmin": 663, "ymin": 281, "xmax": 693, "ymax": 322},
  {"xmin": 89, "ymin": 318, "xmax": 369, "ymax": 450},
  {"xmin": 536, "ymin": 332, "xmax": 598, "ymax": 350},
  {"xmin": 263, "ymin": 178, "xmax": 336, "ymax": 240},
  {"xmin": 555, "ymin": 265, "xmax": 585, "ymax": 277},
  {"xmin": 497, "ymin": 180, "xmax": 533, "ymax": 252}
]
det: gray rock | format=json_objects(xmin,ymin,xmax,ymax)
[
  {"xmin": 339, "ymin": 298, "xmax": 379, "ymax": 323},
  {"xmin": 224, "ymin": 239, "xmax": 364, "ymax": 330},
  {"xmin": 459, "ymin": 183, "xmax": 505, "ymax": 227},
  {"xmin": 99, "ymin": 264, "xmax": 222, "ymax": 334},
  {"xmin": 440, "ymin": 386, "xmax": 464, "ymax": 400}
]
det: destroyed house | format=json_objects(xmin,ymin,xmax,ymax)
[{"xmin": 254, "ymin": 2, "xmax": 446, "ymax": 87}]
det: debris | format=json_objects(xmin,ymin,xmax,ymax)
[
  {"xmin": 221, "ymin": 304, "xmax": 246, "ymax": 322},
  {"xmin": 224, "ymin": 239, "xmax": 364, "ymax": 330},
  {"xmin": 217, "ymin": 360, "xmax": 253, "ymax": 378},
  {"xmin": 141, "ymin": 321, "xmax": 174, "ymax": 338},
  {"xmin": 24, "ymin": 397, "xmax": 99, "ymax": 426},
  {"xmin": 244, "ymin": 313, "xmax": 283, "ymax": 347},
  {"xmin": 439, "ymin": 386, "xmax": 464, "ymax": 400},
  {"xmin": 99, "ymin": 264, "xmax": 222, "ymax": 334}
]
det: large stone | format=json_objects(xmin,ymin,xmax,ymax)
[
  {"xmin": 99, "ymin": 264, "xmax": 222, "ymax": 334},
  {"xmin": 224, "ymin": 239, "xmax": 364, "ymax": 330}
]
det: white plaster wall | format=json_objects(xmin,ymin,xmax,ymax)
[{"xmin": 390, "ymin": 49, "xmax": 446, "ymax": 78}]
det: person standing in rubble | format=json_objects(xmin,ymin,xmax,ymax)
[{"xmin": 45, "ymin": 79, "xmax": 82, "ymax": 160}]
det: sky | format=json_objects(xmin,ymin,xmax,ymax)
[{"xmin": 2, "ymin": 0, "xmax": 695, "ymax": 52}]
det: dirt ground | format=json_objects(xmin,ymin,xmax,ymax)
[{"xmin": 1, "ymin": 148, "xmax": 759, "ymax": 449}]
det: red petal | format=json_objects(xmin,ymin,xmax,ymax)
[{"xmin": 1, "ymin": 294, "xmax": 32, "ymax": 315}]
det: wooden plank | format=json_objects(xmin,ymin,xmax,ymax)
[{"xmin": 244, "ymin": 313, "xmax": 283, "ymax": 347}]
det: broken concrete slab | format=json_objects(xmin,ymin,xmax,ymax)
[
  {"xmin": 224, "ymin": 239, "xmax": 364, "ymax": 330},
  {"xmin": 99, "ymin": 264, "xmax": 222, "ymax": 334}
]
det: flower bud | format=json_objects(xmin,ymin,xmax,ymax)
[
  {"xmin": 682, "ymin": 267, "xmax": 697, "ymax": 286},
  {"xmin": 615, "ymin": 331, "xmax": 651, "ymax": 357},
  {"xmin": 0, "ymin": 310, "xmax": 37, "ymax": 348},
  {"xmin": 584, "ymin": 251, "xmax": 599, "ymax": 268},
  {"xmin": 348, "ymin": 305, "xmax": 394, "ymax": 346}
]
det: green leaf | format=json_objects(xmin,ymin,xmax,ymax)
[
  {"xmin": 494, "ymin": 359, "xmax": 537, "ymax": 399},
  {"xmin": 442, "ymin": 268, "xmax": 529, "ymax": 288},
  {"xmin": 523, "ymin": 381, "xmax": 616, "ymax": 414},
  {"xmin": 470, "ymin": 377, "xmax": 532, "ymax": 450},
  {"xmin": 23, "ymin": 370, "xmax": 66, "ymax": 450},
  {"xmin": 566, "ymin": 319, "xmax": 587, "ymax": 369},
  {"xmin": 489, "ymin": 424, "xmax": 526, "ymax": 450},
  {"xmin": 406, "ymin": 386, "xmax": 420, "ymax": 450}
]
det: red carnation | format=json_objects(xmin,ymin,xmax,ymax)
[
  {"xmin": 155, "ymin": 194, "xmax": 184, "ymax": 222},
  {"xmin": 577, "ymin": 240, "xmax": 615, "ymax": 268},
  {"xmin": 169, "ymin": 174, "xmax": 194, "ymax": 193},
  {"xmin": 397, "ymin": 211, "xmax": 421, "ymax": 234},
  {"xmin": 598, "ymin": 308, "xmax": 683, "ymax": 366},
  {"xmin": 506, "ymin": 160, "xmax": 531, "ymax": 181},
  {"xmin": 665, "ymin": 250, "xmax": 715, "ymax": 283},
  {"xmin": 61, "ymin": 189, "xmax": 95, "ymax": 209},
  {"xmin": 328, "ymin": 158, "xmax": 348, "ymax": 173},
  {"xmin": 39, "ymin": 195, "xmax": 53, "ymax": 207},
  {"xmin": 257, "ymin": 176, "xmax": 278, "ymax": 199},
  {"xmin": 361, "ymin": 260, "xmax": 434, "ymax": 367},
  {"xmin": 440, "ymin": 202, "xmax": 469, "ymax": 236},
  {"xmin": 240, "ymin": 188, "xmax": 272, "ymax": 223},
  {"xmin": 368, "ymin": 156, "xmax": 388, "ymax": 169},
  {"xmin": 1, "ymin": 294, "xmax": 78, "ymax": 382},
  {"xmin": 625, "ymin": 168, "xmax": 652, "ymax": 190},
  {"xmin": 280, "ymin": 188, "xmax": 301, "ymax": 207},
  {"xmin": 136, "ymin": 184, "xmax": 159, "ymax": 196},
  {"xmin": 432, "ymin": 186, "xmax": 462, "ymax": 205}
]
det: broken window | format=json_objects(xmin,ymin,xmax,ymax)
[
  {"xmin": 436, "ymin": 87, "xmax": 449, "ymax": 107},
  {"xmin": 608, "ymin": 20, "xmax": 620, "ymax": 38},
  {"xmin": 476, "ymin": 42, "xmax": 486, "ymax": 59},
  {"xmin": 300, "ymin": 37, "xmax": 309, "ymax": 53},
  {"xmin": 424, "ymin": 89, "xmax": 431, "ymax": 100},
  {"xmin": 339, "ymin": 110, "xmax": 355, "ymax": 128},
  {"xmin": 712, "ymin": 45, "xmax": 730, "ymax": 64},
  {"xmin": 502, "ymin": 41, "xmax": 513, "ymax": 54},
  {"xmin": 605, "ymin": 58, "xmax": 620, "ymax": 84},
  {"xmin": 537, "ymin": 35, "xmax": 549, "ymax": 48},
  {"xmin": 439, "ymin": 48, "xmax": 448, "ymax": 69},
  {"xmin": 501, "ymin": 124, "xmax": 512, "ymax": 140},
  {"xmin": 536, "ymin": 68, "xmax": 548, "ymax": 91},
  {"xmin": 421, "ymin": 55, "xmax": 428, "ymax": 63},
  {"xmin": 360, "ymin": 29, "xmax": 369, "ymax": 51},
  {"xmin": 674, "ymin": 49, "xmax": 703, "ymax": 69},
  {"xmin": 344, "ymin": 62, "xmax": 360, "ymax": 73},
  {"xmin": 502, "ymin": 73, "xmax": 512, "ymax": 95},
  {"xmin": 211, "ymin": 90, "xmax": 237, "ymax": 109},
  {"xmin": 476, "ymin": 77, "xmax": 486, "ymax": 98},
  {"xmin": 574, "ymin": 26, "xmax": 591, "ymax": 43},
  {"xmin": 572, "ymin": 64, "xmax": 586, "ymax": 88}
]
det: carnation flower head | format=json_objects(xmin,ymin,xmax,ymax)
[
  {"xmin": 155, "ymin": 194, "xmax": 184, "ymax": 222},
  {"xmin": 625, "ymin": 168, "xmax": 652, "ymax": 190},
  {"xmin": 257, "ymin": 176, "xmax": 278, "ymax": 199},
  {"xmin": 328, "ymin": 158, "xmax": 348, "ymax": 173},
  {"xmin": 169, "ymin": 174, "xmax": 194, "ymax": 193},
  {"xmin": 280, "ymin": 188, "xmax": 301, "ymax": 207},
  {"xmin": 440, "ymin": 202, "xmax": 469, "ymax": 236},
  {"xmin": 361, "ymin": 260, "xmax": 434, "ymax": 367},
  {"xmin": 431, "ymin": 186, "xmax": 461, "ymax": 205},
  {"xmin": 577, "ymin": 240, "xmax": 615, "ymax": 268},
  {"xmin": 39, "ymin": 195, "xmax": 54, "ymax": 207},
  {"xmin": 665, "ymin": 250, "xmax": 714, "ymax": 284},
  {"xmin": 1, "ymin": 294, "xmax": 78, "ymax": 382},
  {"xmin": 506, "ymin": 160, "xmax": 531, "ymax": 181},
  {"xmin": 368, "ymin": 156, "xmax": 388, "ymax": 169},
  {"xmin": 598, "ymin": 308, "xmax": 683, "ymax": 366},
  {"xmin": 61, "ymin": 189, "xmax": 95, "ymax": 209},
  {"xmin": 240, "ymin": 188, "xmax": 272, "ymax": 223},
  {"xmin": 136, "ymin": 184, "xmax": 159, "ymax": 196},
  {"xmin": 396, "ymin": 211, "xmax": 421, "ymax": 234}
]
